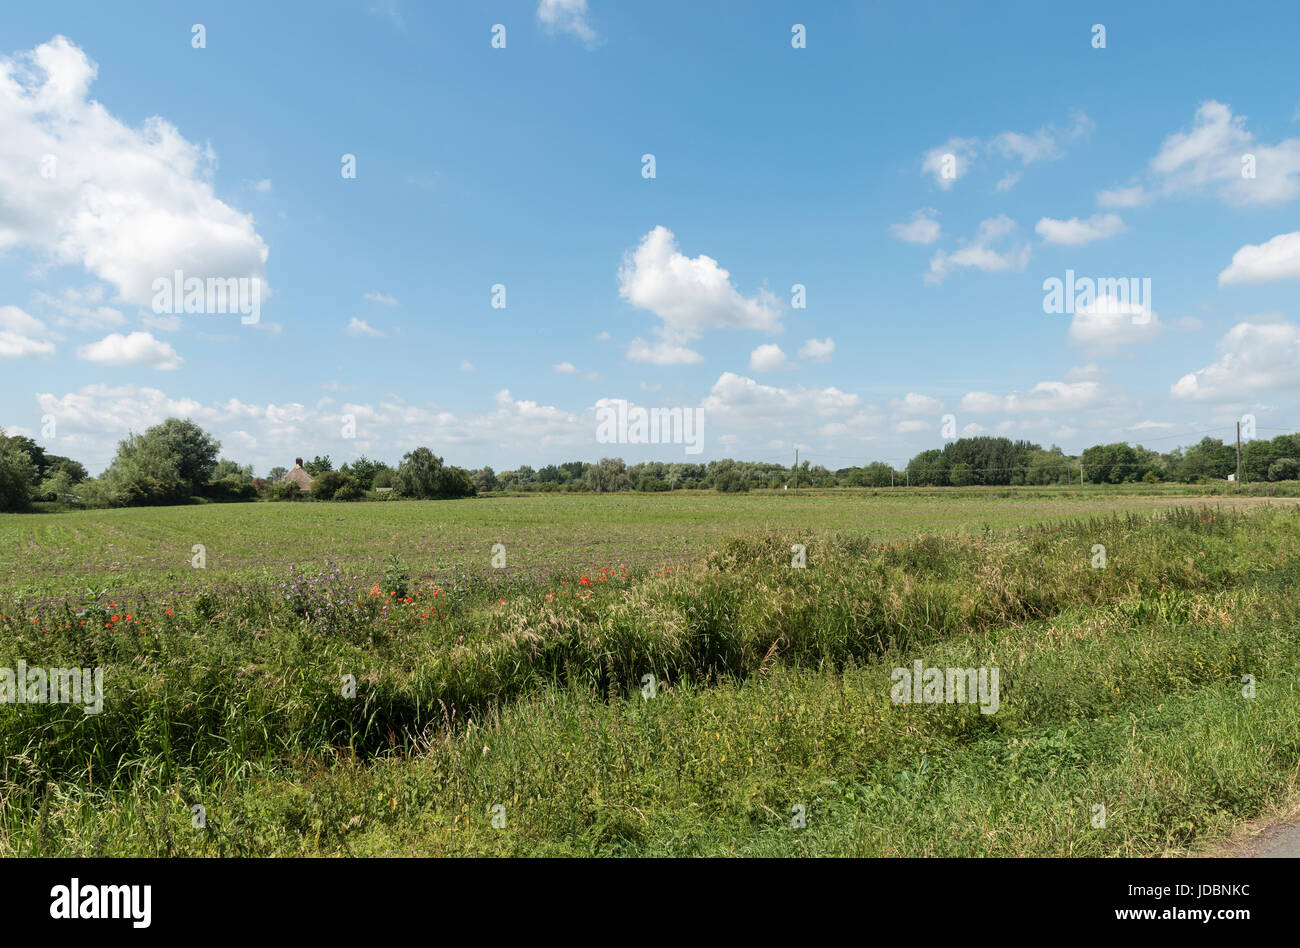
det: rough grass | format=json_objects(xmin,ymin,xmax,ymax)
[{"xmin": 1, "ymin": 502, "xmax": 1297, "ymax": 855}]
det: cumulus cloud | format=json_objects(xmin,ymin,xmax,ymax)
[
  {"xmin": 798, "ymin": 337, "xmax": 835, "ymax": 362},
  {"xmin": 749, "ymin": 344, "xmax": 792, "ymax": 372},
  {"xmin": 553, "ymin": 361, "xmax": 577, "ymax": 374},
  {"xmin": 891, "ymin": 208, "xmax": 942, "ymax": 244},
  {"xmin": 702, "ymin": 372, "xmax": 876, "ymax": 439},
  {"xmin": 1097, "ymin": 185, "xmax": 1149, "ymax": 209},
  {"xmin": 960, "ymin": 380, "xmax": 1104, "ymax": 414},
  {"xmin": 0, "ymin": 36, "xmax": 269, "ymax": 307},
  {"xmin": 922, "ymin": 113, "xmax": 1091, "ymax": 191},
  {"xmin": 927, "ymin": 215, "xmax": 1031, "ymax": 283},
  {"xmin": 1218, "ymin": 231, "xmax": 1300, "ymax": 285},
  {"xmin": 76, "ymin": 330, "xmax": 182, "ymax": 370},
  {"xmin": 1035, "ymin": 212, "xmax": 1127, "ymax": 246},
  {"xmin": 1171, "ymin": 321, "xmax": 1300, "ymax": 401},
  {"xmin": 1107, "ymin": 101, "xmax": 1300, "ymax": 207},
  {"xmin": 31, "ymin": 284, "xmax": 123, "ymax": 330},
  {"xmin": 537, "ymin": 0, "xmax": 599, "ymax": 46},
  {"xmin": 619, "ymin": 225, "xmax": 780, "ymax": 364},
  {"xmin": 922, "ymin": 137, "xmax": 978, "ymax": 189},
  {"xmin": 890, "ymin": 392, "xmax": 944, "ymax": 416},
  {"xmin": 1068, "ymin": 295, "xmax": 1162, "ymax": 349},
  {"xmin": 34, "ymin": 383, "xmax": 588, "ymax": 474},
  {"xmin": 345, "ymin": 317, "xmax": 385, "ymax": 337},
  {"xmin": 0, "ymin": 305, "xmax": 55, "ymax": 358},
  {"xmin": 363, "ymin": 292, "xmax": 398, "ymax": 305}
]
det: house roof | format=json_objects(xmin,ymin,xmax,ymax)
[{"xmin": 284, "ymin": 463, "xmax": 314, "ymax": 491}]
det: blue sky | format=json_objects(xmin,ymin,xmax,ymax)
[{"xmin": 2, "ymin": 0, "xmax": 1299, "ymax": 475}]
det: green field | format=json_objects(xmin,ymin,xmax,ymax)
[
  {"xmin": 5, "ymin": 486, "xmax": 1295, "ymax": 598},
  {"xmin": 2, "ymin": 489, "xmax": 1298, "ymax": 856}
]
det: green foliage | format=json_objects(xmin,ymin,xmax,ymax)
[
  {"xmin": 1268, "ymin": 457, "xmax": 1299, "ymax": 482},
  {"xmin": 304, "ymin": 456, "xmax": 333, "ymax": 476},
  {"xmin": 269, "ymin": 481, "xmax": 303, "ymax": 502},
  {"xmin": 102, "ymin": 432, "xmax": 189, "ymax": 506},
  {"xmin": 311, "ymin": 469, "xmax": 360, "ymax": 501},
  {"xmin": 0, "ymin": 430, "xmax": 38, "ymax": 512},
  {"xmin": 393, "ymin": 447, "xmax": 476, "ymax": 499}
]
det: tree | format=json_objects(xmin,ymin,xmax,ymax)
[
  {"xmin": 210, "ymin": 459, "xmax": 253, "ymax": 483},
  {"xmin": 586, "ymin": 457, "xmax": 631, "ymax": 493},
  {"xmin": 102, "ymin": 432, "xmax": 188, "ymax": 505},
  {"xmin": 948, "ymin": 462, "xmax": 975, "ymax": 486},
  {"xmin": 268, "ymin": 466, "xmax": 288, "ymax": 481},
  {"xmin": 147, "ymin": 418, "xmax": 221, "ymax": 493},
  {"xmin": 304, "ymin": 455, "xmax": 333, "ymax": 476},
  {"xmin": 343, "ymin": 456, "xmax": 386, "ymax": 491},
  {"xmin": 0, "ymin": 430, "xmax": 38, "ymax": 512},
  {"xmin": 472, "ymin": 466, "xmax": 499, "ymax": 492},
  {"xmin": 312, "ymin": 469, "xmax": 361, "ymax": 500},
  {"xmin": 394, "ymin": 447, "xmax": 476, "ymax": 499},
  {"xmin": 1268, "ymin": 457, "xmax": 1299, "ymax": 481}
]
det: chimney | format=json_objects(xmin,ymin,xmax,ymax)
[{"xmin": 295, "ymin": 457, "xmax": 304, "ymax": 468}]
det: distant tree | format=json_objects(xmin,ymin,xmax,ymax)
[
  {"xmin": 268, "ymin": 466, "xmax": 288, "ymax": 481},
  {"xmin": 145, "ymin": 418, "xmax": 221, "ymax": 494},
  {"xmin": 312, "ymin": 469, "xmax": 360, "ymax": 500},
  {"xmin": 101, "ymin": 432, "xmax": 188, "ymax": 505},
  {"xmin": 343, "ymin": 456, "xmax": 386, "ymax": 491},
  {"xmin": 1268, "ymin": 457, "xmax": 1299, "ymax": 481},
  {"xmin": 394, "ymin": 447, "xmax": 476, "ymax": 499},
  {"xmin": 948, "ymin": 462, "xmax": 975, "ymax": 487},
  {"xmin": 210, "ymin": 459, "xmax": 253, "ymax": 483},
  {"xmin": 304, "ymin": 455, "xmax": 333, "ymax": 476},
  {"xmin": 0, "ymin": 430, "xmax": 38, "ymax": 512},
  {"xmin": 372, "ymin": 467, "xmax": 395, "ymax": 489},
  {"xmin": 472, "ymin": 466, "xmax": 499, "ymax": 492},
  {"xmin": 586, "ymin": 457, "xmax": 631, "ymax": 493}
]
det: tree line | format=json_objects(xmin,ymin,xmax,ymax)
[{"xmin": 2, "ymin": 422, "xmax": 1296, "ymax": 512}]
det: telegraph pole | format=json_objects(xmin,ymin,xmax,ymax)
[
  {"xmin": 793, "ymin": 448, "xmax": 798, "ymax": 492},
  {"xmin": 1236, "ymin": 422, "xmax": 1242, "ymax": 488}
]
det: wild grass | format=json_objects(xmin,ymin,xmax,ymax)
[{"xmin": 1, "ymin": 502, "xmax": 1297, "ymax": 855}]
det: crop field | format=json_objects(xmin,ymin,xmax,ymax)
[{"xmin": 2, "ymin": 489, "xmax": 1299, "ymax": 857}]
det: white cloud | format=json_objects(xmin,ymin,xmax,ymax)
[
  {"xmin": 619, "ymin": 225, "xmax": 780, "ymax": 364},
  {"xmin": 749, "ymin": 344, "xmax": 792, "ymax": 372},
  {"xmin": 76, "ymin": 330, "xmax": 182, "ymax": 370},
  {"xmin": 250, "ymin": 178, "xmax": 271, "ymax": 193},
  {"xmin": 960, "ymin": 380, "xmax": 1104, "ymax": 414},
  {"xmin": 995, "ymin": 171, "xmax": 1023, "ymax": 192},
  {"xmin": 554, "ymin": 361, "xmax": 577, "ymax": 374},
  {"xmin": 32, "ymin": 284, "xmax": 123, "ymax": 330},
  {"xmin": 1149, "ymin": 101, "xmax": 1300, "ymax": 205},
  {"xmin": 1176, "ymin": 316, "xmax": 1205, "ymax": 332},
  {"xmin": 1035, "ymin": 212, "xmax": 1127, "ymax": 246},
  {"xmin": 990, "ymin": 111, "xmax": 1093, "ymax": 168},
  {"xmin": 345, "ymin": 317, "xmax": 385, "ymax": 337},
  {"xmin": 1063, "ymin": 363, "xmax": 1106, "ymax": 381},
  {"xmin": 460, "ymin": 361, "xmax": 474, "ymax": 373},
  {"xmin": 0, "ymin": 305, "xmax": 55, "ymax": 358},
  {"xmin": 927, "ymin": 215, "xmax": 1031, "ymax": 283},
  {"xmin": 1218, "ymin": 231, "xmax": 1300, "ymax": 285},
  {"xmin": 702, "ymin": 372, "xmax": 872, "ymax": 436},
  {"xmin": 626, "ymin": 336, "xmax": 704, "ymax": 365},
  {"xmin": 537, "ymin": 0, "xmax": 599, "ymax": 46},
  {"xmin": 922, "ymin": 137, "xmax": 978, "ymax": 189},
  {"xmin": 890, "ymin": 392, "xmax": 944, "ymax": 416},
  {"xmin": 1068, "ymin": 295, "xmax": 1162, "ymax": 349},
  {"xmin": 364, "ymin": 291, "xmax": 398, "ymax": 305},
  {"xmin": 1097, "ymin": 185, "xmax": 1149, "ymax": 209},
  {"xmin": 0, "ymin": 37, "xmax": 269, "ymax": 307},
  {"xmin": 798, "ymin": 337, "xmax": 835, "ymax": 362},
  {"xmin": 1171, "ymin": 321, "xmax": 1300, "ymax": 401},
  {"xmin": 891, "ymin": 208, "xmax": 942, "ymax": 244}
]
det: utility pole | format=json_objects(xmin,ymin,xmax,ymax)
[
  {"xmin": 793, "ymin": 448, "xmax": 798, "ymax": 492},
  {"xmin": 890, "ymin": 469, "xmax": 894, "ymax": 488},
  {"xmin": 1236, "ymin": 421, "xmax": 1242, "ymax": 488},
  {"xmin": 1080, "ymin": 462, "xmax": 1084, "ymax": 486}
]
